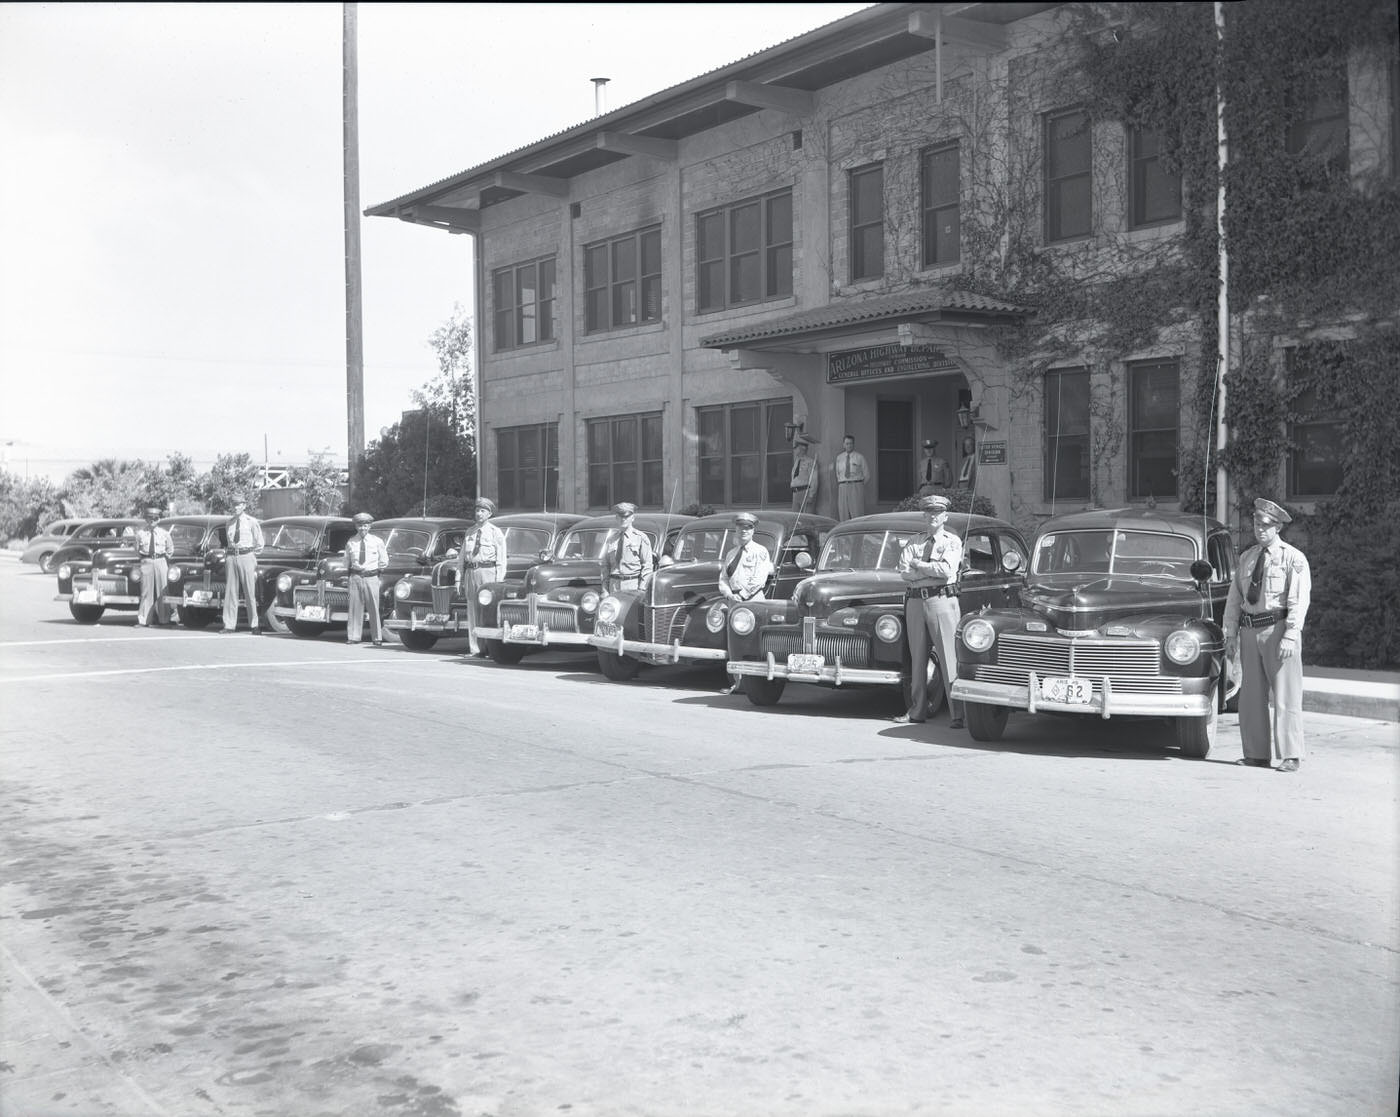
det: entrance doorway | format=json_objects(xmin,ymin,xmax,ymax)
[{"xmin": 876, "ymin": 398, "xmax": 914, "ymax": 504}]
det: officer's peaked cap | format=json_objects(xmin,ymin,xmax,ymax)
[{"xmin": 1252, "ymin": 497, "xmax": 1291, "ymax": 524}]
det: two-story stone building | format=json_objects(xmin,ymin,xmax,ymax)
[{"xmin": 367, "ymin": 1, "xmax": 1397, "ymax": 533}]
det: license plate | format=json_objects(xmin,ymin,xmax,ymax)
[
  {"xmin": 787, "ymin": 653, "xmax": 825, "ymax": 674},
  {"xmin": 74, "ymin": 587, "xmax": 100, "ymax": 604},
  {"xmin": 1042, "ymin": 676, "xmax": 1093, "ymax": 704},
  {"xmin": 425, "ymin": 613, "xmax": 449, "ymax": 624},
  {"xmin": 595, "ymin": 621, "xmax": 617, "ymax": 637},
  {"xmin": 190, "ymin": 590, "xmax": 213, "ymax": 605},
  {"xmin": 296, "ymin": 604, "xmax": 328, "ymax": 622},
  {"xmin": 506, "ymin": 623, "xmax": 540, "ymax": 643}
]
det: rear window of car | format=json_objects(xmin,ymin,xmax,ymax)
[{"xmin": 503, "ymin": 527, "xmax": 551, "ymax": 555}]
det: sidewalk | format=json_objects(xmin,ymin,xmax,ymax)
[{"xmin": 1301, "ymin": 665, "xmax": 1400, "ymax": 723}]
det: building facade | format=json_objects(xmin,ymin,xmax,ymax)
[{"xmin": 368, "ymin": 2, "xmax": 1398, "ymax": 537}]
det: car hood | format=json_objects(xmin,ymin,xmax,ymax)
[
  {"xmin": 1021, "ymin": 575, "xmax": 1207, "ymax": 629},
  {"xmin": 520, "ymin": 560, "xmax": 601, "ymax": 594},
  {"xmin": 788, "ymin": 569, "xmax": 907, "ymax": 611},
  {"xmin": 647, "ymin": 561, "xmax": 722, "ymax": 599}
]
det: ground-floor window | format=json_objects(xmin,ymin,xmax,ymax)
[
  {"xmin": 1044, "ymin": 367, "xmax": 1090, "ymax": 502},
  {"xmin": 587, "ymin": 412, "xmax": 663, "ymax": 509},
  {"xmin": 1128, "ymin": 358, "xmax": 1179, "ymax": 499},
  {"xmin": 697, "ymin": 399, "xmax": 793, "ymax": 506},
  {"xmin": 876, "ymin": 398, "xmax": 915, "ymax": 503},
  {"xmin": 1286, "ymin": 344, "xmax": 1344, "ymax": 498},
  {"xmin": 496, "ymin": 423, "xmax": 558, "ymax": 510}
]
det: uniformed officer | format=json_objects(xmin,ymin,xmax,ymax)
[
  {"xmin": 917, "ymin": 439, "xmax": 952, "ymax": 495},
  {"xmin": 457, "ymin": 496, "xmax": 508, "ymax": 658},
  {"xmin": 717, "ymin": 512, "xmax": 775, "ymax": 603},
  {"xmin": 1224, "ymin": 497, "xmax": 1312, "ymax": 772},
  {"xmin": 894, "ymin": 493, "xmax": 965, "ymax": 727},
  {"xmin": 790, "ymin": 434, "xmax": 820, "ymax": 512},
  {"xmin": 345, "ymin": 512, "xmax": 390, "ymax": 646},
  {"xmin": 833, "ymin": 434, "xmax": 870, "ymax": 521},
  {"xmin": 601, "ymin": 502, "xmax": 654, "ymax": 594},
  {"xmin": 222, "ymin": 496, "xmax": 264, "ymax": 634},
  {"xmin": 135, "ymin": 506, "xmax": 173, "ymax": 627}
]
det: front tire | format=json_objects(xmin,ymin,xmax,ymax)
[
  {"xmin": 177, "ymin": 605, "xmax": 218, "ymax": 629},
  {"xmin": 742, "ymin": 675, "xmax": 787, "ymax": 707},
  {"xmin": 38, "ymin": 551, "xmax": 56, "ymax": 573},
  {"xmin": 262, "ymin": 600, "xmax": 289, "ymax": 635},
  {"xmin": 69, "ymin": 603, "xmax": 105, "ymax": 624},
  {"xmin": 398, "ymin": 629, "xmax": 438, "ymax": 652},
  {"xmin": 287, "ymin": 618, "xmax": 327, "ymax": 638},
  {"xmin": 1175, "ymin": 695, "xmax": 1218, "ymax": 759},
  {"xmin": 900, "ymin": 654, "xmax": 947, "ymax": 719},
  {"xmin": 965, "ymin": 701, "xmax": 1009, "ymax": 742},
  {"xmin": 597, "ymin": 649, "xmax": 640, "ymax": 681},
  {"xmin": 486, "ymin": 639, "xmax": 525, "ymax": 665}
]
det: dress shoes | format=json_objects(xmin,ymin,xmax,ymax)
[
  {"xmin": 892, "ymin": 713, "xmax": 925, "ymax": 725},
  {"xmin": 947, "ymin": 718, "xmax": 965, "ymax": 730},
  {"xmin": 1235, "ymin": 758, "xmax": 1270, "ymax": 767},
  {"xmin": 1278, "ymin": 758, "xmax": 1300, "ymax": 772}
]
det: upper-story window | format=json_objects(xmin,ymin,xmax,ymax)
[
  {"xmin": 849, "ymin": 163, "xmax": 884, "ymax": 280},
  {"xmin": 1045, "ymin": 109, "xmax": 1092, "ymax": 242},
  {"xmin": 696, "ymin": 189, "xmax": 793, "ymax": 312},
  {"xmin": 493, "ymin": 257, "xmax": 556, "ymax": 351},
  {"xmin": 1128, "ymin": 126, "xmax": 1181, "ymax": 228},
  {"xmin": 1128, "ymin": 357, "xmax": 1179, "ymax": 500},
  {"xmin": 1286, "ymin": 344, "xmax": 1344, "ymax": 499},
  {"xmin": 1286, "ymin": 69, "xmax": 1349, "ymax": 177},
  {"xmin": 1044, "ymin": 367, "xmax": 1090, "ymax": 502},
  {"xmin": 584, "ymin": 227, "xmax": 662, "ymax": 333},
  {"xmin": 697, "ymin": 398, "xmax": 794, "ymax": 507},
  {"xmin": 920, "ymin": 142, "xmax": 960, "ymax": 267}
]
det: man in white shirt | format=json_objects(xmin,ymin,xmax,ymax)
[
  {"xmin": 222, "ymin": 496, "xmax": 265, "ymax": 634},
  {"xmin": 457, "ymin": 497, "xmax": 509, "ymax": 658},
  {"xmin": 790, "ymin": 435, "xmax": 820, "ymax": 512},
  {"xmin": 135, "ymin": 506, "xmax": 174, "ymax": 627},
  {"xmin": 718, "ymin": 511, "xmax": 776, "ymax": 694},
  {"xmin": 345, "ymin": 512, "xmax": 391, "ymax": 646},
  {"xmin": 833, "ymin": 434, "xmax": 870, "ymax": 520}
]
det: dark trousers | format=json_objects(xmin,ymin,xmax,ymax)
[{"xmin": 904, "ymin": 594, "xmax": 962, "ymax": 719}]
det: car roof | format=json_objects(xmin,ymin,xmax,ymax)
[
  {"xmin": 74, "ymin": 518, "xmax": 143, "ymax": 530},
  {"xmin": 568, "ymin": 512, "xmax": 696, "ymax": 531},
  {"xmin": 828, "ymin": 511, "xmax": 1018, "ymax": 535},
  {"xmin": 261, "ymin": 515, "xmax": 354, "ymax": 527},
  {"xmin": 682, "ymin": 510, "xmax": 836, "ymax": 532},
  {"xmin": 494, "ymin": 512, "xmax": 587, "ymax": 529},
  {"xmin": 159, "ymin": 515, "xmax": 228, "ymax": 526},
  {"xmin": 1038, "ymin": 507, "xmax": 1225, "ymax": 538},
  {"xmin": 369, "ymin": 517, "xmax": 473, "ymax": 529}
]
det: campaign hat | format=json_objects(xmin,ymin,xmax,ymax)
[{"xmin": 1253, "ymin": 497, "xmax": 1291, "ymax": 525}]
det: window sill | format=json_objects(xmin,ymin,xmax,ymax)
[
  {"xmin": 692, "ymin": 295, "xmax": 797, "ymax": 319},
  {"xmin": 578, "ymin": 320, "xmax": 667, "ymax": 342}
]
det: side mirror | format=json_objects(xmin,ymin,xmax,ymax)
[
  {"xmin": 1003, "ymin": 551, "xmax": 1024, "ymax": 573},
  {"xmin": 1189, "ymin": 559, "xmax": 1213, "ymax": 584},
  {"xmin": 538, "ymin": 548, "xmax": 551, "ymax": 561}
]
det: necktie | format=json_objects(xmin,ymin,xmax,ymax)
[
  {"xmin": 1245, "ymin": 547, "xmax": 1267, "ymax": 605},
  {"xmin": 233, "ymin": 518, "xmax": 240, "ymax": 546},
  {"xmin": 358, "ymin": 539, "xmax": 366, "ymax": 565},
  {"xmin": 472, "ymin": 531, "xmax": 481, "ymax": 557},
  {"xmin": 843, "ymin": 454, "xmax": 851, "ymax": 480},
  {"xmin": 922, "ymin": 536, "xmax": 934, "ymax": 563},
  {"xmin": 615, "ymin": 530, "xmax": 626, "ymax": 572},
  {"xmin": 924, "ymin": 459, "xmax": 932, "ymax": 483},
  {"xmin": 146, "ymin": 530, "xmax": 155, "ymax": 558}
]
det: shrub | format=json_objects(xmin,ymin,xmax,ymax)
[
  {"xmin": 893, "ymin": 489, "xmax": 998, "ymax": 518},
  {"xmin": 679, "ymin": 502, "xmax": 715, "ymax": 517},
  {"xmin": 1300, "ymin": 501, "xmax": 1399, "ymax": 669}
]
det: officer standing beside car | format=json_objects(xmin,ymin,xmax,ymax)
[
  {"xmin": 717, "ymin": 511, "xmax": 776, "ymax": 694},
  {"xmin": 894, "ymin": 493, "xmax": 965, "ymax": 728},
  {"xmin": 457, "ymin": 497, "xmax": 508, "ymax": 658},
  {"xmin": 1223, "ymin": 497, "xmax": 1312, "ymax": 772},
  {"xmin": 222, "ymin": 496, "xmax": 264, "ymax": 634},
  {"xmin": 601, "ymin": 502, "xmax": 653, "ymax": 594},
  {"xmin": 345, "ymin": 512, "xmax": 390, "ymax": 646},
  {"xmin": 135, "ymin": 506, "xmax": 174, "ymax": 627}
]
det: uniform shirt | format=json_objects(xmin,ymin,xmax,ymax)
[
  {"xmin": 791, "ymin": 453, "xmax": 820, "ymax": 496},
  {"xmin": 834, "ymin": 450, "xmax": 869, "ymax": 484},
  {"xmin": 457, "ymin": 521, "xmax": 508, "ymax": 583},
  {"xmin": 719, "ymin": 540, "xmax": 775, "ymax": 600},
  {"xmin": 1223, "ymin": 538, "xmax": 1311, "ymax": 640},
  {"xmin": 918, "ymin": 454, "xmax": 952, "ymax": 488},
  {"xmin": 601, "ymin": 527, "xmax": 654, "ymax": 579},
  {"xmin": 226, "ymin": 513, "xmax": 265, "ymax": 552},
  {"xmin": 344, "ymin": 533, "xmax": 390, "ymax": 575},
  {"xmin": 135, "ymin": 525, "xmax": 174, "ymax": 560},
  {"xmin": 896, "ymin": 526, "xmax": 964, "ymax": 588}
]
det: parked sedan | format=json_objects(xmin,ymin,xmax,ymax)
[
  {"xmin": 386, "ymin": 513, "xmax": 585, "ymax": 651},
  {"xmin": 475, "ymin": 512, "xmax": 692, "ymax": 665},
  {"xmin": 725, "ymin": 512, "xmax": 1029, "ymax": 714},
  {"xmin": 271, "ymin": 517, "xmax": 472, "ymax": 639},
  {"xmin": 20, "ymin": 519, "xmax": 87, "ymax": 572},
  {"xmin": 65, "ymin": 516, "xmax": 228, "ymax": 624},
  {"xmin": 948, "ymin": 507, "xmax": 1238, "ymax": 757},
  {"xmin": 53, "ymin": 519, "xmax": 144, "ymax": 601},
  {"xmin": 589, "ymin": 510, "xmax": 834, "ymax": 682}
]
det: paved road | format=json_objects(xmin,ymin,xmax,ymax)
[{"xmin": 2, "ymin": 563, "xmax": 1397, "ymax": 1116}]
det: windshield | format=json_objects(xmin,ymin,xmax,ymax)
[
  {"xmin": 671, "ymin": 527, "xmax": 778, "ymax": 563},
  {"xmin": 263, "ymin": 523, "xmax": 319, "ymax": 550},
  {"xmin": 166, "ymin": 523, "xmax": 209, "ymax": 552},
  {"xmin": 554, "ymin": 526, "xmax": 661, "ymax": 560},
  {"xmin": 818, "ymin": 529, "xmax": 917, "ymax": 572},
  {"xmin": 503, "ymin": 526, "xmax": 551, "ymax": 555},
  {"xmin": 1033, "ymin": 529, "xmax": 1197, "ymax": 577},
  {"xmin": 373, "ymin": 527, "xmax": 431, "ymax": 555}
]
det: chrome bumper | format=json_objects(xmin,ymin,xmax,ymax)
[
  {"xmin": 588, "ymin": 627, "xmax": 726, "ymax": 663},
  {"xmin": 385, "ymin": 610, "xmax": 470, "ymax": 635},
  {"xmin": 271, "ymin": 604, "xmax": 350, "ymax": 623},
  {"xmin": 726, "ymin": 653, "xmax": 902, "ymax": 686},
  {"xmin": 949, "ymin": 675, "xmax": 1213, "ymax": 718}
]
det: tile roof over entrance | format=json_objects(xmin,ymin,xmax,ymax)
[{"xmin": 699, "ymin": 288, "xmax": 1031, "ymax": 349}]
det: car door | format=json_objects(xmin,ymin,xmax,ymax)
[{"xmin": 958, "ymin": 528, "xmax": 1027, "ymax": 610}]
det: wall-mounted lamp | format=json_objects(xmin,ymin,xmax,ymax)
[
  {"xmin": 956, "ymin": 402, "xmax": 996, "ymax": 432},
  {"xmin": 783, "ymin": 418, "xmax": 805, "ymax": 444}
]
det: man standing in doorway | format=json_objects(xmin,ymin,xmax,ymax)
[
  {"xmin": 916, "ymin": 439, "xmax": 952, "ymax": 496},
  {"xmin": 833, "ymin": 434, "xmax": 869, "ymax": 521},
  {"xmin": 222, "ymin": 496, "xmax": 264, "ymax": 634},
  {"xmin": 457, "ymin": 497, "xmax": 508, "ymax": 658},
  {"xmin": 790, "ymin": 434, "xmax": 820, "ymax": 512}
]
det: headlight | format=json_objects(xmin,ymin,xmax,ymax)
[
  {"xmin": 705, "ymin": 602, "xmax": 728, "ymax": 633},
  {"xmin": 597, "ymin": 596, "xmax": 621, "ymax": 624},
  {"xmin": 168, "ymin": 566, "xmax": 183, "ymax": 582},
  {"xmin": 394, "ymin": 580, "xmax": 411, "ymax": 599},
  {"xmin": 276, "ymin": 573, "xmax": 292, "ymax": 593},
  {"xmin": 961, "ymin": 618, "xmax": 996, "ymax": 653},
  {"xmin": 730, "ymin": 607, "xmax": 755, "ymax": 636},
  {"xmin": 477, "ymin": 587, "xmax": 493, "ymax": 606},
  {"xmin": 580, "ymin": 591, "xmax": 600, "ymax": 613},
  {"xmin": 129, "ymin": 566, "xmax": 141, "ymax": 581},
  {"xmin": 58, "ymin": 563, "xmax": 72, "ymax": 579},
  {"xmin": 1164, "ymin": 630, "xmax": 1201, "ymax": 665},
  {"xmin": 874, "ymin": 614, "xmax": 902, "ymax": 643}
]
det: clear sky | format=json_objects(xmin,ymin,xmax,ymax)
[{"xmin": 0, "ymin": 2, "xmax": 868, "ymax": 483}]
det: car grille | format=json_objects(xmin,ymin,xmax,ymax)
[
  {"xmin": 645, "ymin": 603, "xmax": 689, "ymax": 645},
  {"xmin": 498, "ymin": 599, "xmax": 579, "ymax": 634},
  {"xmin": 432, "ymin": 585, "xmax": 456, "ymax": 614},
  {"xmin": 294, "ymin": 585, "xmax": 349, "ymax": 610},
  {"xmin": 97, "ymin": 576, "xmax": 128, "ymax": 594},
  {"xmin": 759, "ymin": 627, "xmax": 872, "ymax": 668},
  {"xmin": 980, "ymin": 634, "xmax": 1181, "ymax": 694}
]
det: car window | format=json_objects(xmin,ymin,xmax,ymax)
[
  {"xmin": 376, "ymin": 527, "xmax": 431, "ymax": 555},
  {"xmin": 819, "ymin": 530, "xmax": 903, "ymax": 572},
  {"xmin": 328, "ymin": 527, "xmax": 356, "ymax": 552},
  {"xmin": 264, "ymin": 524, "xmax": 318, "ymax": 550},
  {"xmin": 1034, "ymin": 529, "xmax": 1195, "ymax": 577},
  {"xmin": 962, "ymin": 532, "xmax": 997, "ymax": 576},
  {"xmin": 167, "ymin": 523, "xmax": 205, "ymax": 552},
  {"xmin": 503, "ymin": 526, "xmax": 550, "ymax": 555},
  {"xmin": 556, "ymin": 528, "xmax": 610, "ymax": 560},
  {"xmin": 438, "ymin": 530, "xmax": 467, "ymax": 555},
  {"xmin": 673, "ymin": 527, "xmax": 730, "ymax": 563}
]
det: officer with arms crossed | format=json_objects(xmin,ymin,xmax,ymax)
[
  {"xmin": 894, "ymin": 493, "xmax": 965, "ymax": 728},
  {"xmin": 345, "ymin": 512, "xmax": 390, "ymax": 646},
  {"xmin": 135, "ymin": 506, "xmax": 173, "ymax": 627},
  {"xmin": 457, "ymin": 497, "xmax": 508, "ymax": 658},
  {"xmin": 1223, "ymin": 497, "xmax": 1311, "ymax": 772},
  {"xmin": 222, "ymin": 496, "xmax": 264, "ymax": 634},
  {"xmin": 717, "ymin": 511, "xmax": 775, "ymax": 694},
  {"xmin": 601, "ymin": 503, "xmax": 653, "ymax": 594}
]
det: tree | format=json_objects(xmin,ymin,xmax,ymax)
[
  {"xmin": 353, "ymin": 410, "xmax": 475, "ymax": 518},
  {"xmin": 138, "ymin": 452, "xmax": 201, "ymax": 513},
  {"xmin": 0, "ymin": 470, "xmax": 62, "ymax": 539},
  {"xmin": 197, "ymin": 453, "xmax": 262, "ymax": 514},
  {"xmin": 60, "ymin": 459, "xmax": 148, "ymax": 517},
  {"xmin": 416, "ymin": 303, "xmax": 476, "ymax": 453},
  {"xmin": 289, "ymin": 449, "xmax": 346, "ymax": 514}
]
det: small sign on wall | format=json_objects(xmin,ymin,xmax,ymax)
[{"xmin": 978, "ymin": 441, "xmax": 1007, "ymax": 465}]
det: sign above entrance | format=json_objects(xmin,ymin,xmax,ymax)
[{"xmin": 826, "ymin": 344, "xmax": 957, "ymax": 385}]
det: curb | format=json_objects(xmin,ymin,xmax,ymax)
[{"xmin": 1303, "ymin": 689, "xmax": 1400, "ymax": 723}]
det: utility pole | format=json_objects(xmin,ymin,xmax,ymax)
[
  {"xmin": 1214, "ymin": 1, "xmax": 1230, "ymax": 528},
  {"xmin": 343, "ymin": 2, "xmax": 365, "ymax": 503}
]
